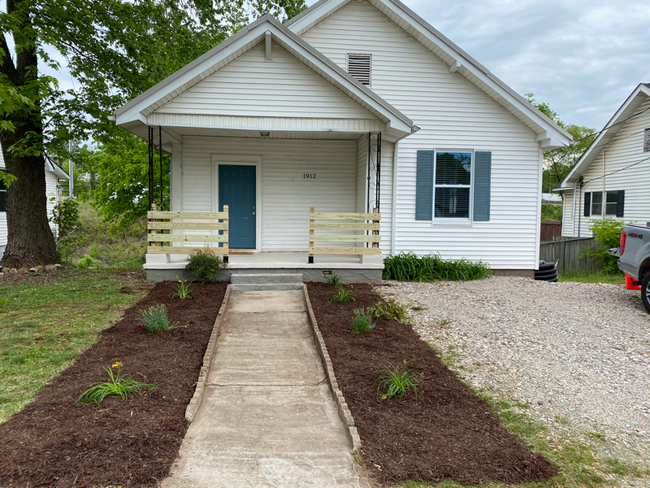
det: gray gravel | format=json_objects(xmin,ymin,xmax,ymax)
[{"xmin": 382, "ymin": 277, "xmax": 650, "ymax": 481}]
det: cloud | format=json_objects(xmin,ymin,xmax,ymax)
[{"xmin": 306, "ymin": 0, "xmax": 650, "ymax": 129}]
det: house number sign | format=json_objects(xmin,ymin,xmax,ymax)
[{"xmin": 303, "ymin": 174, "xmax": 316, "ymax": 179}]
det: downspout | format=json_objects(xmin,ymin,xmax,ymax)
[
  {"xmin": 571, "ymin": 181, "xmax": 577, "ymax": 236},
  {"xmin": 391, "ymin": 141, "xmax": 399, "ymax": 256}
]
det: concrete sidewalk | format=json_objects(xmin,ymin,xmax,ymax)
[{"xmin": 161, "ymin": 290, "xmax": 367, "ymax": 488}]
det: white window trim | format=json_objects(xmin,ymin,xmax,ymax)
[
  {"xmin": 431, "ymin": 149, "xmax": 474, "ymax": 226},
  {"xmin": 590, "ymin": 190, "xmax": 603, "ymax": 217}
]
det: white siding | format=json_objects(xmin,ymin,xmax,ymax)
[
  {"xmin": 156, "ymin": 42, "xmax": 377, "ymax": 122},
  {"xmin": 45, "ymin": 171, "xmax": 59, "ymax": 237},
  {"xmin": 301, "ymin": 0, "xmax": 543, "ymax": 269},
  {"xmin": 562, "ymin": 96, "xmax": 650, "ymax": 237},
  {"xmin": 181, "ymin": 136, "xmax": 358, "ymax": 251}
]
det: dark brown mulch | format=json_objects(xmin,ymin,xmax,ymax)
[
  {"xmin": 307, "ymin": 282, "xmax": 558, "ymax": 486},
  {"xmin": 0, "ymin": 281, "xmax": 227, "ymax": 488}
]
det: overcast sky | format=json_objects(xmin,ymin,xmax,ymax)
[{"xmin": 306, "ymin": 0, "xmax": 650, "ymax": 130}]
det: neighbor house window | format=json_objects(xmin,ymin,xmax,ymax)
[
  {"xmin": 0, "ymin": 180, "xmax": 5, "ymax": 212},
  {"xmin": 434, "ymin": 151, "xmax": 472, "ymax": 219},
  {"xmin": 605, "ymin": 191, "xmax": 619, "ymax": 215},
  {"xmin": 590, "ymin": 191, "xmax": 602, "ymax": 216}
]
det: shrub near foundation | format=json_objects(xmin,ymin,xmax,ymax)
[
  {"xmin": 383, "ymin": 252, "xmax": 492, "ymax": 282},
  {"xmin": 186, "ymin": 249, "xmax": 228, "ymax": 282}
]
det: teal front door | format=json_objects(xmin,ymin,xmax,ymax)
[{"xmin": 219, "ymin": 165, "xmax": 256, "ymax": 249}]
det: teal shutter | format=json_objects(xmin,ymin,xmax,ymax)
[
  {"xmin": 473, "ymin": 151, "xmax": 491, "ymax": 221},
  {"xmin": 416, "ymin": 150, "xmax": 434, "ymax": 220}
]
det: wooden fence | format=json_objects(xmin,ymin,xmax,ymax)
[
  {"xmin": 147, "ymin": 207, "xmax": 229, "ymax": 256},
  {"xmin": 539, "ymin": 237, "xmax": 603, "ymax": 274},
  {"xmin": 309, "ymin": 207, "xmax": 381, "ymax": 262}
]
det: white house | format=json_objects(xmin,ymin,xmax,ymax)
[
  {"xmin": 0, "ymin": 148, "xmax": 70, "ymax": 258},
  {"xmin": 115, "ymin": 0, "xmax": 571, "ymax": 281},
  {"xmin": 557, "ymin": 83, "xmax": 650, "ymax": 237}
]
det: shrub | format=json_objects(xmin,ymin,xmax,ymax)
[
  {"xmin": 186, "ymin": 248, "xmax": 227, "ymax": 282},
  {"xmin": 76, "ymin": 362, "xmax": 155, "ymax": 405},
  {"xmin": 139, "ymin": 304, "xmax": 182, "ymax": 332},
  {"xmin": 368, "ymin": 299, "xmax": 407, "ymax": 322},
  {"xmin": 170, "ymin": 279, "xmax": 194, "ymax": 299},
  {"xmin": 581, "ymin": 218, "xmax": 626, "ymax": 274},
  {"xmin": 349, "ymin": 308, "xmax": 375, "ymax": 333},
  {"xmin": 327, "ymin": 273, "xmax": 341, "ymax": 287},
  {"xmin": 51, "ymin": 198, "xmax": 80, "ymax": 243},
  {"xmin": 541, "ymin": 203, "xmax": 563, "ymax": 221},
  {"xmin": 76, "ymin": 254, "xmax": 98, "ymax": 268},
  {"xmin": 377, "ymin": 360, "xmax": 420, "ymax": 400},
  {"xmin": 329, "ymin": 284, "xmax": 356, "ymax": 303},
  {"xmin": 383, "ymin": 252, "xmax": 492, "ymax": 282}
]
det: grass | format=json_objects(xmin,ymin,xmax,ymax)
[
  {"xmin": 0, "ymin": 268, "xmax": 148, "ymax": 422},
  {"xmin": 383, "ymin": 252, "xmax": 492, "ymax": 282},
  {"xmin": 559, "ymin": 272, "xmax": 625, "ymax": 285},
  {"xmin": 413, "ymin": 340, "xmax": 650, "ymax": 488}
]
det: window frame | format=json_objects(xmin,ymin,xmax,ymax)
[
  {"xmin": 605, "ymin": 190, "xmax": 619, "ymax": 216},
  {"xmin": 432, "ymin": 149, "xmax": 474, "ymax": 222},
  {"xmin": 590, "ymin": 190, "xmax": 603, "ymax": 216}
]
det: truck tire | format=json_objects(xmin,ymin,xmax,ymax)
[{"xmin": 642, "ymin": 274, "xmax": 650, "ymax": 314}]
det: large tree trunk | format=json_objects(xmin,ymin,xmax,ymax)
[{"xmin": 0, "ymin": 128, "xmax": 58, "ymax": 268}]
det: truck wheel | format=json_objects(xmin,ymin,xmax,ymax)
[{"xmin": 642, "ymin": 274, "xmax": 650, "ymax": 314}]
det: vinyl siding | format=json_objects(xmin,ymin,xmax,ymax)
[
  {"xmin": 562, "ymin": 96, "xmax": 650, "ymax": 237},
  {"xmin": 301, "ymin": 0, "xmax": 542, "ymax": 269},
  {"xmin": 156, "ymin": 41, "xmax": 378, "ymax": 122},
  {"xmin": 181, "ymin": 136, "xmax": 358, "ymax": 251},
  {"xmin": 45, "ymin": 171, "xmax": 59, "ymax": 237}
]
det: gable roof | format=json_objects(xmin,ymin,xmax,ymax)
[
  {"xmin": 558, "ymin": 83, "xmax": 650, "ymax": 189},
  {"xmin": 115, "ymin": 14, "xmax": 415, "ymax": 138},
  {"xmin": 287, "ymin": 0, "xmax": 572, "ymax": 150}
]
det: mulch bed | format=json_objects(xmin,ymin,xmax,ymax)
[
  {"xmin": 0, "ymin": 281, "xmax": 227, "ymax": 488},
  {"xmin": 307, "ymin": 282, "xmax": 558, "ymax": 486}
]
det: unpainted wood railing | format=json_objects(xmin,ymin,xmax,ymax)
[
  {"xmin": 147, "ymin": 205, "xmax": 229, "ymax": 256},
  {"xmin": 309, "ymin": 207, "xmax": 381, "ymax": 262}
]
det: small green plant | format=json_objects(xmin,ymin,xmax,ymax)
[
  {"xmin": 349, "ymin": 308, "xmax": 375, "ymax": 333},
  {"xmin": 367, "ymin": 299, "xmax": 407, "ymax": 322},
  {"xmin": 139, "ymin": 304, "xmax": 182, "ymax": 332},
  {"xmin": 327, "ymin": 273, "xmax": 341, "ymax": 287},
  {"xmin": 410, "ymin": 305, "xmax": 427, "ymax": 312},
  {"xmin": 50, "ymin": 198, "xmax": 80, "ymax": 243},
  {"xmin": 581, "ymin": 218, "xmax": 627, "ymax": 273},
  {"xmin": 383, "ymin": 252, "xmax": 492, "ymax": 282},
  {"xmin": 328, "ymin": 284, "xmax": 356, "ymax": 303},
  {"xmin": 377, "ymin": 360, "xmax": 420, "ymax": 400},
  {"xmin": 186, "ymin": 248, "xmax": 228, "ymax": 282},
  {"xmin": 587, "ymin": 431, "xmax": 605, "ymax": 440},
  {"xmin": 76, "ymin": 254, "xmax": 98, "ymax": 269},
  {"xmin": 170, "ymin": 279, "xmax": 194, "ymax": 299},
  {"xmin": 76, "ymin": 362, "xmax": 156, "ymax": 405}
]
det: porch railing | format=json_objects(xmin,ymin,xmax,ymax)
[
  {"xmin": 147, "ymin": 206, "xmax": 229, "ymax": 257},
  {"xmin": 309, "ymin": 207, "xmax": 381, "ymax": 263}
]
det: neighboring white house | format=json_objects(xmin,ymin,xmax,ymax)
[
  {"xmin": 0, "ymin": 147, "xmax": 70, "ymax": 258},
  {"xmin": 115, "ymin": 0, "xmax": 571, "ymax": 280},
  {"xmin": 557, "ymin": 83, "xmax": 650, "ymax": 237}
]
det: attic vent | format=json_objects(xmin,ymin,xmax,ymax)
[
  {"xmin": 347, "ymin": 53, "xmax": 372, "ymax": 86},
  {"xmin": 644, "ymin": 128, "xmax": 650, "ymax": 152}
]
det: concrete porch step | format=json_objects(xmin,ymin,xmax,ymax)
[
  {"xmin": 230, "ymin": 283, "xmax": 304, "ymax": 291},
  {"xmin": 230, "ymin": 273, "xmax": 303, "ymax": 285}
]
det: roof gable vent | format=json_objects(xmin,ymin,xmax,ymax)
[
  {"xmin": 347, "ymin": 53, "xmax": 372, "ymax": 86},
  {"xmin": 644, "ymin": 128, "xmax": 650, "ymax": 152}
]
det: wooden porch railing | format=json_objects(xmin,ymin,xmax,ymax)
[
  {"xmin": 309, "ymin": 207, "xmax": 381, "ymax": 262},
  {"xmin": 147, "ymin": 206, "xmax": 229, "ymax": 256}
]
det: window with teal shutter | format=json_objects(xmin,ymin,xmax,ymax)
[{"xmin": 415, "ymin": 150, "xmax": 434, "ymax": 220}]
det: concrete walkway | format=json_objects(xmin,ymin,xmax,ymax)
[{"xmin": 161, "ymin": 290, "xmax": 366, "ymax": 488}]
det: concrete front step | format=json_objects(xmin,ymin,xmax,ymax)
[
  {"xmin": 231, "ymin": 273, "xmax": 303, "ymax": 285},
  {"xmin": 230, "ymin": 283, "xmax": 304, "ymax": 291}
]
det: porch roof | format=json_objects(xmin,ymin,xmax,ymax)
[{"xmin": 115, "ymin": 15, "xmax": 417, "ymax": 145}]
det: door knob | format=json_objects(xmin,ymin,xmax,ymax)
[{"xmin": 252, "ymin": 212, "xmax": 256, "ymax": 215}]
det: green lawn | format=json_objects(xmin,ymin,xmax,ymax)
[
  {"xmin": 559, "ymin": 272, "xmax": 626, "ymax": 285},
  {"xmin": 0, "ymin": 268, "xmax": 149, "ymax": 423}
]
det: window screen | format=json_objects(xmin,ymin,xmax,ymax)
[
  {"xmin": 591, "ymin": 191, "xmax": 602, "ymax": 216},
  {"xmin": 605, "ymin": 191, "xmax": 618, "ymax": 215},
  {"xmin": 434, "ymin": 152, "xmax": 471, "ymax": 219}
]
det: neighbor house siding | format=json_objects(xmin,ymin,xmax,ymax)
[
  {"xmin": 562, "ymin": 96, "xmax": 650, "ymax": 237},
  {"xmin": 301, "ymin": 0, "xmax": 543, "ymax": 269},
  {"xmin": 45, "ymin": 171, "xmax": 59, "ymax": 237},
  {"xmin": 155, "ymin": 41, "xmax": 378, "ymax": 122},
  {"xmin": 181, "ymin": 136, "xmax": 358, "ymax": 251}
]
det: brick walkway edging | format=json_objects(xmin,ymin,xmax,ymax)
[
  {"xmin": 185, "ymin": 285, "xmax": 231, "ymax": 422},
  {"xmin": 303, "ymin": 285, "xmax": 362, "ymax": 452}
]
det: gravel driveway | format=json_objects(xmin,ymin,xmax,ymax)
[{"xmin": 384, "ymin": 277, "xmax": 650, "ymax": 480}]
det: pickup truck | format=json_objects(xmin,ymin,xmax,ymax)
[{"xmin": 615, "ymin": 224, "xmax": 650, "ymax": 313}]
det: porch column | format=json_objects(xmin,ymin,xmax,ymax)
[{"xmin": 170, "ymin": 142, "xmax": 183, "ymax": 211}]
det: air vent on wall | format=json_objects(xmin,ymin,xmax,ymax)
[
  {"xmin": 347, "ymin": 53, "xmax": 372, "ymax": 86},
  {"xmin": 644, "ymin": 128, "xmax": 650, "ymax": 152}
]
